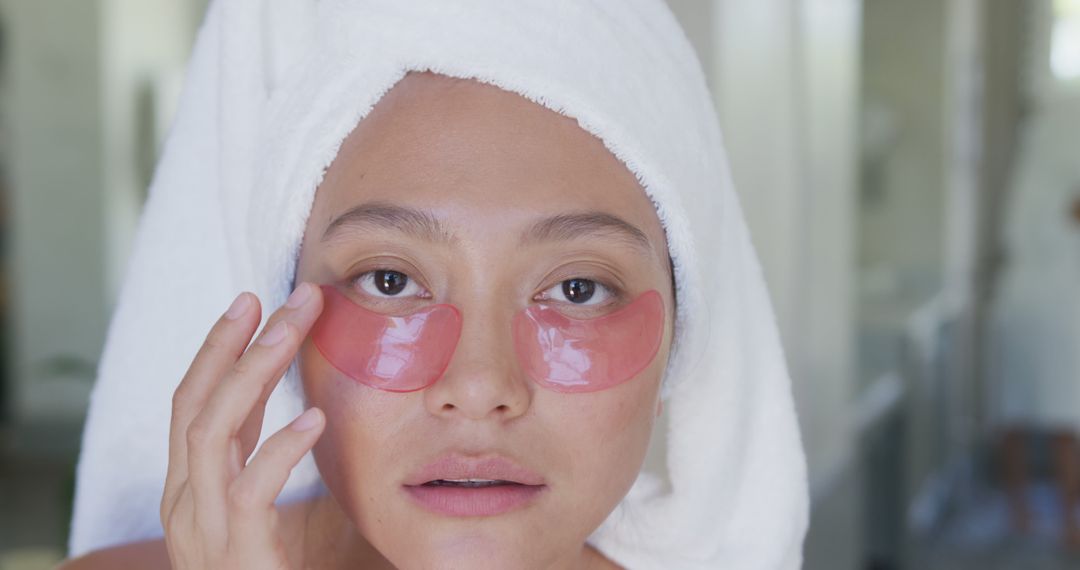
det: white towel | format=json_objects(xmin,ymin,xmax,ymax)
[{"xmin": 69, "ymin": 1, "xmax": 809, "ymax": 568}]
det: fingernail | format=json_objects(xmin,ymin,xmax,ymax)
[
  {"xmin": 224, "ymin": 293, "xmax": 250, "ymax": 320},
  {"xmin": 290, "ymin": 408, "xmax": 321, "ymax": 432},
  {"xmin": 257, "ymin": 321, "xmax": 289, "ymax": 346},
  {"xmin": 285, "ymin": 283, "xmax": 312, "ymax": 309}
]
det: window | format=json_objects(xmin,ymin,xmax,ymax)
[{"xmin": 1052, "ymin": 0, "xmax": 1080, "ymax": 79}]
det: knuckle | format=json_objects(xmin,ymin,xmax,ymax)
[
  {"xmin": 163, "ymin": 497, "xmax": 186, "ymax": 534},
  {"xmin": 159, "ymin": 500, "xmax": 170, "ymax": 530},
  {"xmin": 230, "ymin": 357, "xmax": 255, "ymax": 378},
  {"xmin": 171, "ymin": 384, "xmax": 194, "ymax": 414},
  {"xmin": 259, "ymin": 438, "xmax": 289, "ymax": 464},
  {"xmin": 202, "ymin": 324, "xmax": 233, "ymax": 353},
  {"xmin": 185, "ymin": 419, "xmax": 213, "ymax": 450},
  {"xmin": 226, "ymin": 482, "xmax": 261, "ymax": 512}
]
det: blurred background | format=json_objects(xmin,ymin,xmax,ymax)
[{"xmin": 0, "ymin": 0, "xmax": 1077, "ymax": 568}]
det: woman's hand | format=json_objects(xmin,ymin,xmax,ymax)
[{"xmin": 160, "ymin": 283, "xmax": 326, "ymax": 569}]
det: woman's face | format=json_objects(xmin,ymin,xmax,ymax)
[{"xmin": 295, "ymin": 72, "xmax": 674, "ymax": 569}]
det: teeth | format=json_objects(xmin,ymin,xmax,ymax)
[{"xmin": 425, "ymin": 478, "xmax": 516, "ymax": 488}]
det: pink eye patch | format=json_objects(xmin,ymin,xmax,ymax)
[
  {"xmin": 310, "ymin": 285, "xmax": 664, "ymax": 393},
  {"xmin": 310, "ymin": 285, "xmax": 463, "ymax": 392},
  {"xmin": 511, "ymin": 289, "xmax": 665, "ymax": 393}
]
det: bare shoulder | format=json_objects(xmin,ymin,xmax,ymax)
[
  {"xmin": 585, "ymin": 544, "xmax": 624, "ymax": 570},
  {"xmin": 57, "ymin": 538, "xmax": 170, "ymax": 570}
]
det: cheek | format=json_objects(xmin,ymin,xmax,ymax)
[
  {"xmin": 299, "ymin": 340, "xmax": 415, "ymax": 510},
  {"xmin": 544, "ymin": 368, "xmax": 661, "ymax": 504},
  {"xmin": 555, "ymin": 324, "xmax": 670, "ymax": 507}
]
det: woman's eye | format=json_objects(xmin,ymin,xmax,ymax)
[
  {"xmin": 543, "ymin": 278, "xmax": 613, "ymax": 306},
  {"xmin": 354, "ymin": 269, "xmax": 425, "ymax": 298}
]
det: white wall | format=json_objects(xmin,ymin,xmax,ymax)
[
  {"xmin": 1, "ymin": 0, "xmax": 108, "ymax": 425},
  {"xmin": 0, "ymin": 0, "xmax": 201, "ymax": 435},
  {"xmin": 858, "ymin": 0, "xmax": 948, "ymax": 301}
]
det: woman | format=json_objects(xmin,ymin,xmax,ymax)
[{"xmin": 64, "ymin": 1, "xmax": 808, "ymax": 568}]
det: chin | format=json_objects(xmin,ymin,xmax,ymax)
[
  {"xmin": 409, "ymin": 546, "xmax": 540, "ymax": 570},
  {"xmin": 376, "ymin": 519, "xmax": 562, "ymax": 570}
]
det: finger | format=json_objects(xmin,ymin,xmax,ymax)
[
  {"xmin": 234, "ymin": 368, "xmax": 280, "ymax": 466},
  {"xmin": 228, "ymin": 283, "xmax": 326, "ymax": 466},
  {"xmin": 185, "ymin": 283, "xmax": 323, "ymax": 520},
  {"xmin": 165, "ymin": 292, "xmax": 262, "ymax": 506},
  {"xmin": 227, "ymin": 407, "xmax": 325, "ymax": 554},
  {"xmin": 229, "ymin": 368, "xmax": 306, "ymax": 492}
]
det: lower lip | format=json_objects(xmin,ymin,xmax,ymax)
[{"xmin": 403, "ymin": 484, "xmax": 547, "ymax": 517}]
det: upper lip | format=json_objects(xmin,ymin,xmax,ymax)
[{"xmin": 403, "ymin": 453, "xmax": 547, "ymax": 487}]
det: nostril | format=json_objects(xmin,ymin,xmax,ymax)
[{"xmin": 442, "ymin": 403, "xmax": 455, "ymax": 412}]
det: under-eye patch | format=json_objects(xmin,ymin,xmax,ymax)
[
  {"xmin": 310, "ymin": 284, "xmax": 463, "ymax": 392},
  {"xmin": 511, "ymin": 289, "xmax": 665, "ymax": 393},
  {"xmin": 310, "ymin": 285, "xmax": 664, "ymax": 393}
]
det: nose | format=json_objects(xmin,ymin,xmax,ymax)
[{"xmin": 423, "ymin": 301, "xmax": 533, "ymax": 421}]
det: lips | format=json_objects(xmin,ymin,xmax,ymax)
[{"xmin": 403, "ymin": 454, "xmax": 547, "ymax": 517}]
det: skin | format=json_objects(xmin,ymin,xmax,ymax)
[{"xmin": 61, "ymin": 72, "xmax": 675, "ymax": 569}]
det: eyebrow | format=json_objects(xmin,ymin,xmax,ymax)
[
  {"xmin": 321, "ymin": 201, "xmax": 654, "ymax": 253},
  {"xmin": 322, "ymin": 201, "xmax": 455, "ymax": 245},
  {"xmin": 518, "ymin": 211, "xmax": 652, "ymax": 252}
]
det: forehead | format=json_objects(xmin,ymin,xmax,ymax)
[{"xmin": 307, "ymin": 72, "xmax": 667, "ymax": 256}]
